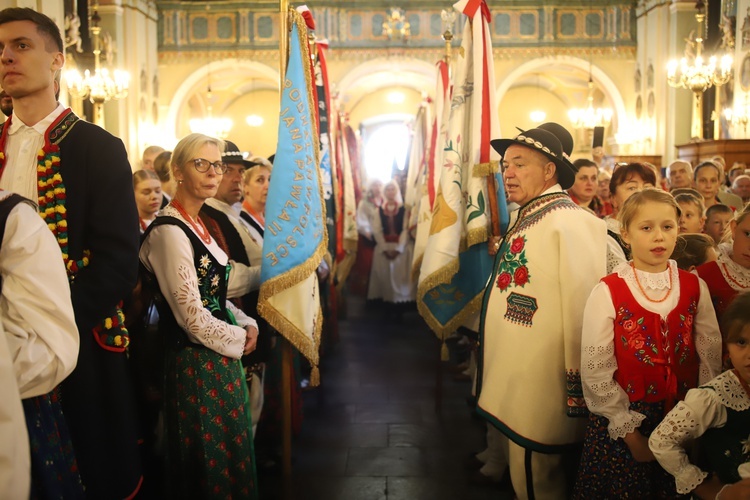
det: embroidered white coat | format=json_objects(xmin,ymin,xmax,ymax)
[{"xmin": 478, "ymin": 185, "xmax": 607, "ymax": 451}]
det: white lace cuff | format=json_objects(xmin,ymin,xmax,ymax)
[
  {"xmin": 674, "ymin": 465, "xmax": 708, "ymax": 494},
  {"xmin": 607, "ymin": 410, "xmax": 646, "ymax": 440}
]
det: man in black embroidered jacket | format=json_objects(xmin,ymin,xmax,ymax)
[{"xmin": 0, "ymin": 8, "xmax": 142, "ymax": 498}]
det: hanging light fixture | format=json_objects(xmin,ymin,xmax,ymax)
[
  {"xmin": 189, "ymin": 62, "xmax": 233, "ymax": 139},
  {"xmin": 64, "ymin": 5, "xmax": 130, "ymax": 126},
  {"xmin": 567, "ymin": 77, "xmax": 613, "ymax": 129},
  {"xmin": 567, "ymin": 3, "xmax": 612, "ymax": 129},
  {"xmin": 667, "ymin": 0, "xmax": 732, "ymax": 139},
  {"xmin": 667, "ymin": 0, "xmax": 732, "ymax": 94}
]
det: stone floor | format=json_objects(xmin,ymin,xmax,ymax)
[{"xmin": 258, "ymin": 298, "xmax": 513, "ymax": 500}]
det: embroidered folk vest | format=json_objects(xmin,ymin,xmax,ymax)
[
  {"xmin": 145, "ymin": 216, "xmax": 233, "ymax": 350},
  {"xmin": 603, "ymin": 270, "xmax": 700, "ymax": 406},
  {"xmin": 703, "ymin": 401, "xmax": 750, "ymax": 485},
  {"xmin": 379, "ymin": 205, "xmax": 404, "ymax": 243},
  {"xmin": 696, "ymin": 261, "xmax": 739, "ymax": 319}
]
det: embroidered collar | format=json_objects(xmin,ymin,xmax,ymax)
[
  {"xmin": 615, "ymin": 260, "xmax": 677, "ymax": 291},
  {"xmin": 717, "ymin": 244, "xmax": 750, "ymax": 291},
  {"xmin": 701, "ymin": 370, "xmax": 750, "ymax": 411},
  {"xmin": 516, "ymin": 190, "xmax": 570, "ymax": 219},
  {"xmin": 7, "ymin": 103, "xmax": 65, "ymax": 136}
]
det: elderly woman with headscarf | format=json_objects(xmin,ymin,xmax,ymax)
[{"xmin": 367, "ymin": 179, "xmax": 415, "ymax": 307}]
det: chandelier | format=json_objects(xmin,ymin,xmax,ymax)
[
  {"xmin": 382, "ymin": 8, "xmax": 410, "ymax": 42},
  {"xmin": 189, "ymin": 64, "xmax": 233, "ymax": 140},
  {"xmin": 64, "ymin": 8, "xmax": 129, "ymax": 116},
  {"xmin": 667, "ymin": 1, "xmax": 732, "ymax": 93},
  {"xmin": 568, "ymin": 77, "xmax": 613, "ymax": 129}
]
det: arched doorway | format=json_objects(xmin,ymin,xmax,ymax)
[
  {"xmin": 495, "ymin": 57, "xmax": 627, "ymax": 156},
  {"xmin": 163, "ymin": 59, "xmax": 281, "ymax": 157}
]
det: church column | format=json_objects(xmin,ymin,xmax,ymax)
[
  {"xmin": 98, "ymin": 0, "xmax": 159, "ymax": 164},
  {"xmin": 666, "ymin": 0, "xmax": 700, "ymax": 160}
]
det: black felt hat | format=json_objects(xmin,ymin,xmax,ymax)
[
  {"xmin": 490, "ymin": 122, "xmax": 577, "ymax": 189},
  {"xmin": 222, "ymin": 140, "xmax": 258, "ymax": 169}
]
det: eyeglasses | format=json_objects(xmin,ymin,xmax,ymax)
[{"xmin": 187, "ymin": 158, "xmax": 228, "ymax": 174}]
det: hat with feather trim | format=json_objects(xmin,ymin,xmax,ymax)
[{"xmin": 490, "ymin": 122, "xmax": 577, "ymax": 189}]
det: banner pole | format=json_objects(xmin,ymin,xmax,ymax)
[{"xmin": 279, "ymin": 0, "xmax": 293, "ymax": 488}]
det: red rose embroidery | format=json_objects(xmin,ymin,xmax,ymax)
[
  {"xmin": 685, "ymin": 315, "xmax": 693, "ymax": 329},
  {"xmin": 514, "ymin": 266, "xmax": 529, "ymax": 287},
  {"xmin": 623, "ymin": 319, "xmax": 637, "ymax": 333},
  {"xmin": 628, "ymin": 333, "xmax": 645, "ymax": 350},
  {"xmin": 497, "ymin": 272, "xmax": 512, "ymax": 290},
  {"xmin": 510, "ymin": 237, "xmax": 525, "ymax": 254}
]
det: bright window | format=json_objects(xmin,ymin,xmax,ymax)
[{"xmin": 361, "ymin": 115, "xmax": 412, "ymax": 183}]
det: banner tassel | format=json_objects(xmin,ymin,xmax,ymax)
[
  {"xmin": 441, "ymin": 340, "xmax": 450, "ymax": 362},
  {"xmin": 311, "ymin": 364, "xmax": 320, "ymax": 386}
]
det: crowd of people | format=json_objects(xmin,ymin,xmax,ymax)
[
  {"xmin": 1, "ymin": 5, "xmax": 750, "ymax": 500},
  {"xmin": 461, "ymin": 123, "xmax": 750, "ymax": 499},
  {"xmin": 0, "ymin": 8, "xmax": 300, "ymax": 499}
]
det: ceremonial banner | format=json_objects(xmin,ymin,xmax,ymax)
[
  {"xmin": 417, "ymin": 0, "xmax": 508, "ymax": 340},
  {"xmin": 412, "ymin": 60, "xmax": 450, "ymax": 279},
  {"xmin": 314, "ymin": 37, "xmax": 337, "ymax": 272},
  {"xmin": 258, "ymin": 9, "xmax": 327, "ymax": 382},
  {"xmin": 333, "ymin": 114, "xmax": 359, "ymax": 289}
]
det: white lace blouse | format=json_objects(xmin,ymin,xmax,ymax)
[
  {"xmin": 715, "ymin": 243, "xmax": 750, "ymax": 291},
  {"xmin": 140, "ymin": 206, "xmax": 257, "ymax": 359},
  {"xmin": 605, "ymin": 216, "xmax": 627, "ymax": 274},
  {"xmin": 581, "ymin": 261, "xmax": 723, "ymax": 440},
  {"xmin": 648, "ymin": 370, "xmax": 750, "ymax": 494}
]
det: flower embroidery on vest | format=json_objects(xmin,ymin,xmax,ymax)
[
  {"xmin": 197, "ymin": 254, "xmax": 223, "ymax": 312},
  {"xmin": 496, "ymin": 235, "xmax": 530, "ymax": 291},
  {"xmin": 673, "ymin": 300, "xmax": 697, "ymax": 365},
  {"xmin": 616, "ymin": 304, "xmax": 656, "ymax": 366}
]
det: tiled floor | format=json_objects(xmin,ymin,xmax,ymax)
[{"xmin": 259, "ymin": 298, "xmax": 512, "ymax": 500}]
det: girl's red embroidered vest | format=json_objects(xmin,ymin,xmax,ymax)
[
  {"xmin": 696, "ymin": 261, "xmax": 738, "ymax": 319},
  {"xmin": 603, "ymin": 270, "xmax": 700, "ymax": 408}
]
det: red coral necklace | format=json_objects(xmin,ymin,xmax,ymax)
[
  {"xmin": 171, "ymin": 198, "xmax": 211, "ymax": 244},
  {"xmin": 631, "ymin": 262, "xmax": 672, "ymax": 303}
]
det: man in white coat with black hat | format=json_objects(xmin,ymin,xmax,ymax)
[{"xmin": 477, "ymin": 122, "xmax": 606, "ymax": 499}]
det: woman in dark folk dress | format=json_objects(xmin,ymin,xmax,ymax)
[{"xmin": 140, "ymin": 133, "xmax": 260, "ymax": 498}]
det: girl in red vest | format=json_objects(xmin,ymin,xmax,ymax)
[
  {"xmin": 649, "ymin": 291, "xmax": 750, "ymax": 498},
  {"xmin": 695, "ymin": 205, "xmax": 750, "ymax": 322},
  {"xmin": 573, "ymin": 189, "xmax": 723, "ymax": 498}
]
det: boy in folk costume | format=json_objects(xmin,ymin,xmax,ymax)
[
  {"xmin": 477, "ymin": 122, "xmax": 607, "ymax": 499},
  {"xmin": 0, "ymin": 8, "xmax": 142, "ymax": 498}
]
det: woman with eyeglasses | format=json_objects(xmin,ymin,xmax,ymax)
[{"xmin": 139, "ymin": 133, "xmax": 260, "ymax": 498}]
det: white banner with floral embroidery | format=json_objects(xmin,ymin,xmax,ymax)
[
  {"xmin": 416, "ymin": 0, "xmax": 506, "ymax": 338},
  {"xmin": 412, "ymin": 60, "xmax": 451, "ymax": 281}
]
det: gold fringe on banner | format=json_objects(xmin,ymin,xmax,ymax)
[
  {"xmin": 466, "ymin": 226, "xmax": 489, "ymax": 248},
  {"xmin": 257, "ymin": 300, "xmax": 324, "ymax": 387},
  {"xmin": 472, "ymin": 160, "xmax": 500, "ymax": 177}
]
